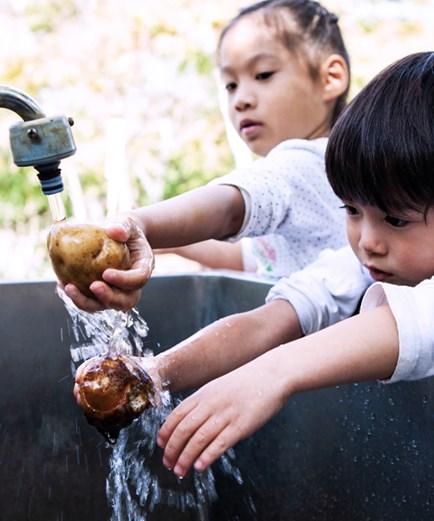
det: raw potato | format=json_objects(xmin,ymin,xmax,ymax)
[
  {"xmin": 75, "ymin": 354, "xmax": 155, "ymax": 442},
  {"xmin": 47, "ymin": 222, "xmax": 130, "ymax": 298}
]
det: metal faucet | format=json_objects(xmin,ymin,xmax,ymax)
[{"xmin": 0, "ymin": 85, "xmax": 76, "ymax": 220}]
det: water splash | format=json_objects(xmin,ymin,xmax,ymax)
[
  {"xmin": 58, "ymin": 287, "xmax": 254, "ymax": 520},
  {"xmin": 106, "ymin": 396, "xmax": 218, "ymax": 520},
  {"xmin": 59, "ymin": 288, "xmax": 150, "ymax": 366}
]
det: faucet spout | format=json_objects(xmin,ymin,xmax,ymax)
[
  {"xmin": 1, "ymin": 84, "xmax": 76, "ymax": 213},
  {"xmin": 0, "ymin": 85, "xmax": 45, "ymax": 121}
]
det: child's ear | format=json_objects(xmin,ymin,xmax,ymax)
[{"xmin": 320, "ymin": 54, "xmax": 349, "ymax": 101}]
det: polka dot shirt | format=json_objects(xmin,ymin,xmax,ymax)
[{"xmin": 212, "ymin": 138, "xmax": 347, "ymax": 276}]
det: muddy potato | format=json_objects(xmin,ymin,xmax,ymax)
[
  {"xmin": 75, "ymin": 354, "xmax": 155, "ymax": 442},
  {"xmin": 47, "ymin": 222, "xmax": 130, "ymax": 298}
]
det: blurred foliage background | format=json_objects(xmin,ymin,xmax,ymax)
[{"xmin": 0, "ymin": 0, "xmax": 432, "ymax": 279}]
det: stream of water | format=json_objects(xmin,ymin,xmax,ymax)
[{"xmin": 59, "ymin": 288, "xmax": 256, "ymax": 520}]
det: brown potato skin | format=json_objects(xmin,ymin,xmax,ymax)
[
  {"xmin": 76, "ymin": 354, "xmax": 155, "ymax": 442},
  {"xmin": 47, "ymin": 222, "xmax": 130, "ymax": 297}
]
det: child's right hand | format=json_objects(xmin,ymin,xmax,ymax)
[
  {"xmin": 63, "ymin": 215, "xmax": 154, "ymax": 312},
  {"xmin": 156, "ymin": 354, "xmax": 288, "ymax": 477}
]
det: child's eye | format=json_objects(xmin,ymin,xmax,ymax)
[
  {"xmin": 225, "ymin": 82, "xmax": 237, "ymax": 92},
  {"xmin": 340, "ymin": 204, "xmax": 359, "ymax": 216},
  {"xmin": 385, "ymin": 215, "xmax": 410, "ymax": 228},
  {"xmin": 256, "ymin": 71, "xmax": 274, "ymax": 81}
]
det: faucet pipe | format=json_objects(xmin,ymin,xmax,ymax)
[
  {"xmin": 0, "ymin": 85, "xmax": 45, "ymax": 121},
  {"xmin": 0, "ymin": 85, "xmax": 76, "ymax": 199}
]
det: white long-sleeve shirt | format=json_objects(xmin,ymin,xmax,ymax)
[
  {"xmin": 212, "ymin": 138, "xmax": 347, "ymax": 276},
  {"xmin": 267, "ymin": 246, "xmax": 434, "ymax": 383}
]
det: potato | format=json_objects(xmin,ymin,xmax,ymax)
[
  {"xmin": 75, "ymin": 354, "xmax": 155, "ymax": 442},
  {"xmin": 47, "ymin": 222, "xmax": 130, "ymax": 298}
]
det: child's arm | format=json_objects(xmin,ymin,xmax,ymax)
[
  {"xmin": 64, "ymin": 185, "xmax": 245, "ymax": 311},
  {"xmin": 73, "ymin": 298, "xmax": 301, "ymax": 410},
  {"xmin": 156, "ymin": 299, "xmax": 301, "ymax": 393},
  {"xmin": 130, "ymin": 185, "xmax": 245, "ymax": 248},
  {"xmin": 157, "ymin": 304, "xmax": 399, "ymax": 477},
  {"xmin": 155, "ymin": 240, "xmax": 244, "ymax": 271}
]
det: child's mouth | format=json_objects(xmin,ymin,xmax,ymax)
[
  {"xmin": 367, "ymin": 266, "xmax": 393, "ymax": 281},
  {"xmin": 239, "ymin": 119, "xmax": 262, "ymax": 138}
]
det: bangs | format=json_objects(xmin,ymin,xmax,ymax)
[{"xmin": 326, "ymin": 52, "xmax": 434, "ymax": 214}]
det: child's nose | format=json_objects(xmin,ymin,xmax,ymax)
[
  {"xmin": 234, "ymin": 86, "xmax": 256, "ymax": 111},
  {"xmin": 359, "ymin": 224, "xmax": 387, "ymax": 256}
]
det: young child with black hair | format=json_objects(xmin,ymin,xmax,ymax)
[
  {"xmin": 63, "ymin": 0, "xmax": 351, "ymax": 311},
  {"xmin": 145, "ymin": 51, "xmax": 434, "ymax": 477}
]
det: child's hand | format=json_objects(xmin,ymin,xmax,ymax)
[
  {"xmin": 64, "ymin": 216, "xmax": 154, "ymax": 312},
  {"xmin": 73, "ymin": 360, "xmax": 86, "ymax": 406},
  {"xmin": 156, "ymin": 360, "xmax": 287, "ymax": 477}
]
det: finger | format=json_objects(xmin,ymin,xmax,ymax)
[
  {"xmin": 157, "ymin": 397, "xmax": 198, "ymax": 448},
  {"xmin": 104, "ymin": 222, "xmax": 130, "ymax": 242},
  {"xmin": 102, "ymin": 265, "xmax": 152, "ymax": 290},
  {"xmin": 74, "ymin": 364, "xmax": 85, "ymax": 381},
  {"xmin": 193, "ymin": 424, "xmax": 237, "ymax": 472},
  {"xmin": 73, "ymin": 383, "xmax": 81, "ymax": 403},
  {"xmin": 161, "ymin": 406, "xmax": 211, "ymax": 472},
  {"xmin": 73, "ymin": 357, "xmax": 95, "ymax": 405},
  {"xmin": 75, "ymin": 356, "xmax": 95, "ymax": 378},
  {"xmin": 172, "ymin": 415, "xmax": 230, "ymax": 477},
  {"xmin": 105, "ymin": 215, "xmax": 143, "ymax": 242},
  {"xmin": 64, "ymin": 284, "xmax": 106, "ymax": 313},
  {"xmin": 89, "ymin": 281, "xmax": 141, "ymax": 311}
]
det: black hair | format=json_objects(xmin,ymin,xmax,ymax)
[
  {"xmin": 218, "ymin": 0, "xmax": 350, "ymax": 125},
  {"xmin": 326, "ymin": 52, "xmax": 434, "ymax": 215}
]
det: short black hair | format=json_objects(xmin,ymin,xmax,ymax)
[
  {"xmin": 218, "ymin": 0, "xmax": 350, "ymax": 125},
  {"xmin": 326, "ymin": 52, "xmax": 434, "ymax": 214}
]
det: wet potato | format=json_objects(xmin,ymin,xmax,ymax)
[
  {"xmin": 47, "ymin": 222, "xmax": 130, "ymax": 298},
  {"xmin": 75, "ymin": 354, "xmax": 155, "ymax": 442}
]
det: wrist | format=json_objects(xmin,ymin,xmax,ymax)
[
  {"xmin": 153, "ymin": 352, "xmax": 173, "ymax": 391},
  {"xmin": 265, "ymin": 344, "xmax": 299, "ymax": 401},
  {"xmin": 124, "ymin": 211, "xmax": 146, "ymax": 235}
]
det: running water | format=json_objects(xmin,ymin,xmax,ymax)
[{"xmin": 58, "ymin": 288, "xmax": 256, "ymax": 520}]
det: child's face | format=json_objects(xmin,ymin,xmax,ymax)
[
  {"xmin": 218, "ymin": 15, "xmax": 330, "ymax": 156},
  {"xmin": 344, "ymin": 202, "xmax": 434, "ymax": 286}
]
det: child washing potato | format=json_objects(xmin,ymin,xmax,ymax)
[{"xmin": 62, "ymin": 0, "xmax": 351, "ymax": 312}]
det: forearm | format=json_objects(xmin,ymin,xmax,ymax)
[
  {"xmin": 155, "ymin": 306, "xmax": 399, "ymax": 477},
  {"xmin": 157, "ymin": 299, "xmax": 301, "ymax": 392},
  {"xmin": 156, "ymin": 240, "xmax": 244, "ymax": 271},
  {"xmin": 129, "ymin": 185, "xmax": 245, "ymax": 249},
  {"xmin": 256, "ymin": 304, "xmax": 399, "ymax": 402}
]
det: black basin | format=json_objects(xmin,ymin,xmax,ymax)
[{"xmin": 0, "ymin": 274, "xmax": 433, "ymax": 520}]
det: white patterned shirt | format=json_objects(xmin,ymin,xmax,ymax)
[
  {"xmin": 240, "ymin": 234, "xmax": 295, "ymax": 279},
  {"xmin": 212, "ymin": 138, "xmax": 346, "ymax": 276}
]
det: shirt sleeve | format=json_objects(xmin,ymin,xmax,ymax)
[
  {"xmin": 266, "ymin": 247, "xmax": 372, "ymax": 334},
  {"xmin": 361, "ymin": 279, "xmax": 434, "ymax": 383},
  {"xmin": 210, "ymin": 153, "xmax": 293, "ymax": 239},
  {"xmin": 209, "ymin": 140, "xmax": 343, "ymax": 242}
]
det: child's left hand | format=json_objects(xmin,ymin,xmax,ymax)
[{"xmin": 156, "ymin": 358, "xmax": 288, "ymax": 477}]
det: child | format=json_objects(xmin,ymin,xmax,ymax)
[
  {"xmin": 158, "ymin": 0, "xmax": 352, "ymax": 279},
  {"xmin": 64, "ymin": 0, "xmax": 350, "ymax": 312},
  {"xmin": 145, "ymin": 51, "xmax": 434, "ymax": 477}
]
